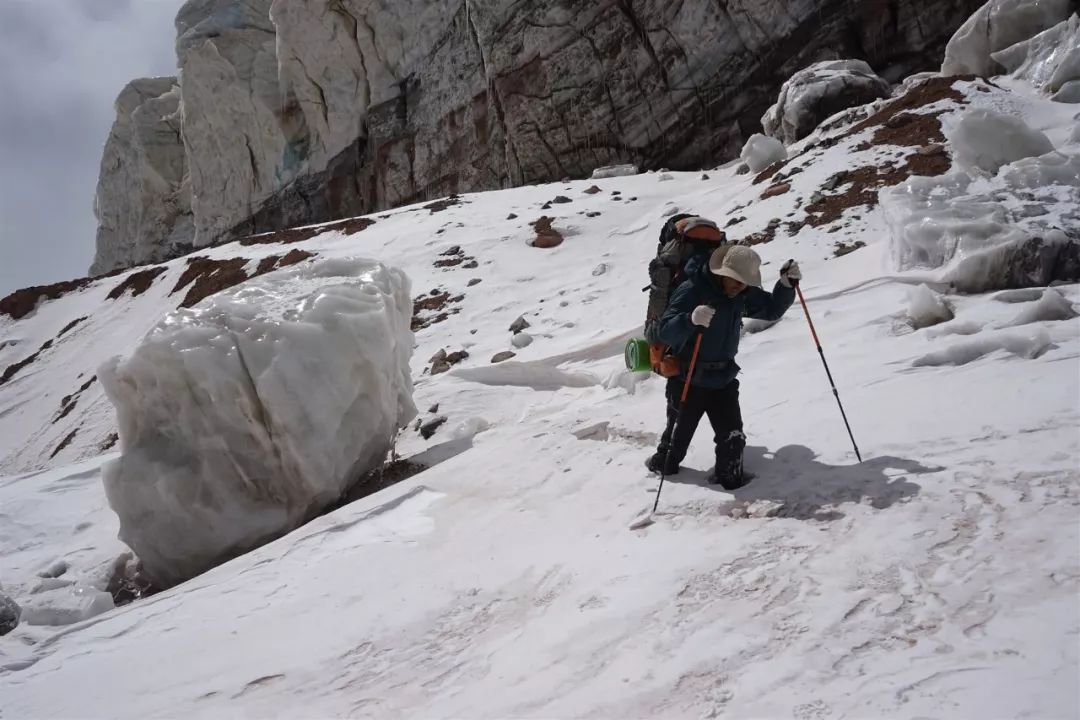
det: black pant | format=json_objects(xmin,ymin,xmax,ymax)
[{"xmin": 658, "ymin": 377, "xmax": 743, "ymax": 466}]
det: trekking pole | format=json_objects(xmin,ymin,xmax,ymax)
[
  {"xmin": 793, "ymin": 280, "xmax": 862, "ymax": 462},
  {"xmin": 630, "ymin": 331, "xmax": 703, "ymax": 530}
]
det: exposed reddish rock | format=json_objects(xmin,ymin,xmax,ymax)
[
  {"xmin": 106, "ymin": 266, "xmax": 168, "ymax": 300},
  {"xmin": 530, "ymin": 216, "xmax": 564, "ymax": 249},
  {"xmin": 761, "ymin": 182, "xmax": 791, "ymax": 199}
]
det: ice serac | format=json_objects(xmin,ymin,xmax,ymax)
[
  {"xmin": 176, "ymin": 0, "xmax": 308, "ymax": 249},
  {"xmin": 761, "ymin": 60, "xmax": 891, "ymax": 145},
  {"xmin": 99, "ymin": 257, "xmax": 417, "ymax": 588},
  {"xmin": 941, "ymin": 0, "xmax": 1073, "ymax": 77},
  {"xmin": 91, "ymin": 78, "xmax": 193, "ymax": 275}
]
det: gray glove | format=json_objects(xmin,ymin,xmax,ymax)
[{"xmin": 780, "ymin": 259, "xmax": 802, "ymax": 288}]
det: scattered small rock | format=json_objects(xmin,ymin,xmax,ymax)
[
  {"xmin": 725, "ymin": 216, "xmax": 746, "ymax": 227},
  {"xmin": 736, "ymin": 164, "xmax": 750, "ymax": 175},
  {"xmin": 428, "ymin": 403, "xmax": 440, "ymax": 414},
  {"xmin": 833, "ymin": 241, "xmax": 867, "ymax": 257},
  {"xmin": 462, "ymin": 260, "xmax": 479, "ymax": 269},
  {"xmin": 420, "ymin": 416, "xmax": 448, "ymax": 439},
  {"xmin": 541, "ymin": 202, "xmax": 552, "ymax": 210},
  {"xmin": 509, "ymin": 316, "xmax": 530, "ymax": 334},
  {"xmin": 586, "ymin": 211, "xmax": 602, "ymax": 218},
  {"xmin": 592, "ymin": 263, "xmax": 609, "ymax": 277},
  {"xmin": 761, "ymin": 182, "xmax": 791, "ymax": 199},
  {"xmin": 440, "ymin": 246, "xmax": 462, "ymax": 256},
  {"xmin": 529, "ymin": 216, "xmax": 564, "ymax": 249},
  {"xmin": 491, "ymin": 351, "xmax": 517, "ymax": 363},
  {"xmin": 552, "ymin": 196, "xmax": 572, "ymax": 204},
  {"xmin": 822, "ymin": 172, "xmax": 846, "ymax": 191},
  {"xmin": 507, "ymin": 213, "xmax": 518, "ymax": 219},
  {"xmin": 0, "ymin": 593, "xmax": 21, "ymax": 636},
  {"xmin": 701, "ymin": 173, "xmax": 710, "ymax": 180},
  {"xmin": 467, "ymin": 278, "xmax": 482, "ymax": 287},
  {"xmin": 583, "ymin": 185, "xmax": 602, "ymax": 195},
  {"xmin": 511, "ymin": 332, "xmax": 534, "ymax": 349}
]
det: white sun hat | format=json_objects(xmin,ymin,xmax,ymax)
[{"xmin": 708, "ymin": 244, "xmax": 762, "ymax": 288}]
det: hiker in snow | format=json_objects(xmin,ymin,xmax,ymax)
[{"xmin": 646, "ymin": 244, "xmax": 801, "ymax": 488}]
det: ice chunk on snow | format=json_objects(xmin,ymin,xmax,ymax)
[
  {"xmin": 948, "ymin": 109, "xmax": 1054, "ymax": 175},
  {"xmin": 999, "ymin": 288, "xmax": 1079, "ymax": 326},
  {"xmin": 740, "ymin": 134, "xmax": 788, "ymax": 173},
  {"xmin": 448, "ymin": 417, "xmax": 491, "ymax": 441},
  {"xmin": 907, "ymin": 284, "xmax": 954, "ymax": 329},
  {"xmin": 19, "ymin": 585, "xmax": 113, "ymax": 626},
  {"xmin": 761, "ymin": 60, "xmax": 890, "ymax": 145},
  {"xmin": 882, "ymin": 145, "xmax": 1080, "ymax": 289},
  {"xmin": 941, "ymin": 0, "xmax": 1072, "ymax": 77},
  {"xmin": 590, "ymin": 164, "xmax": 638, "ymax": 179},
  {"xmin": 99, "ymin": 257, "xmax": 417, "ymax": 588},
  {"xmin": 912, "ymin": 328, "xmax": 1053, "ymax": 366},
  {"xmin": 992, "ymin": 16, "xmax": 1080, "ymax": 94}
]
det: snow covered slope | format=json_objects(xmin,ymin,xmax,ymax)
[{"xmin": 1, "ymin": 71, "xmax": 1077, "ymax": 717}]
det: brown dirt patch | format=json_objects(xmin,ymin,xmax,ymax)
[
  {"xmin": 171, "ymin": 257, "xmax": 250, "ymax": 308},
  {"xmin": 106, "ymin": 266, "xmax": 168, "ymax": 300},
  {"xmin": 753, "ymin": 159, "xmax": 791, "ymax": 185},
  {"xmin": 423, "ymin": 195, "xmax": 463, "ymax": 214},
  {"xmin": 412, "ymin": 290, "xmax": 464, "ymax": 331},
  {"xmin": 743, "ymin": 219, "xmax": 784, "ymax": 246},
  {"xmin": 1, "ymin": 338, "xmax": 53, "ymax": 386},
  {"xmin": 55, "ymin": 376, "xmax": 96, "ymax": 423},
  {"xmin": 172, "ymin": 250, "xmax": 315, "ymax": 308},
  {"xmin": 804, "ymin": 165, "xmax": 907, "ymax": 226},
  {"xmin": 237, "ymin": 217, "xmax": 374, "ymax": 247},
  {"xmin": 57, "ymin": 316, "xmax": 89, "ymax": 338},
  {"xmin": 50, "ymin": 428, "xmax": 78, "ymax": 459},
  {"xmin": 1, "ymin": 278, "xmax": 95, "ymax": 320},
  {"xmin": 850, "ymin": 76, "xmax": 969, "ymax": 137},
  {"xmin": 530, "ymin": 216, "xmax": 564, "ymax": 249}
]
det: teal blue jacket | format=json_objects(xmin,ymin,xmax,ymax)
[{"xmin": 658, "ymin": 262, "xmax": 795, "ymax": 388}]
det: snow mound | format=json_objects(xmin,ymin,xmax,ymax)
[
  {"xmin": 590, "ymin": 164, "xmax": 638, "ymax": 179},
  {"xmin": 740, "ymin": 134, "xmax": 787, "ymax": 173},
  {"xmin": 912, "ymin": 328, "xmax": 1053, "ymax": 366},
  {"xmin": 19, "ymin": 585, "xmax": 114, "ymax": 626},
  {"xmin": 99, "ymin": 257, "xmax": 417, "ymax": 588},
  {"xmin": 948, "ymin": 109, "xmax": 1054, "ymax": 175},
  {"xmin": 451, "ymin": 362, "xmax": 599, "ymax": 390},
  {"xmin": 925, "ymin": 320, "xmax": 983, "ymax": 338},
  {"xmin": 761, "ymin": 60, "xmax": 890, "ymax": 145},
  {"xmin": 941, "ymin": 0, "xmax": 1073, "ymax": 77},
  {"xmin": 907, "ymin": 284, "xmax": 954, "ymax": 329},
  {"xmin": 992, "ymin": 15, "xmax": 1080, "ymax": 96},
  {"xmin": 999, "ymin": 288, "xmax": 1079, "ymax": 326}
]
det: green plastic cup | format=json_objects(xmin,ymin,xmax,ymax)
[{"xmin": 624, "ymin": 337, "xmax": 651, "ymax": 372}]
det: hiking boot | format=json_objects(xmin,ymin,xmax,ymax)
[
  {"xmin": 707, "ymin": 468, "xmax": 749, "ymax": 490},
  {"xmin": 645, "ymin": 452, "xmax": 680, "ymax": 475},
  {"xmin": 709, "ymin": 430, "xmax": 746, "ymax": 489}
]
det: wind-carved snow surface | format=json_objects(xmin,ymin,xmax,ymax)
[{"xmin": 98, "ymin": 257, "xmax": 417, "ymax": 588}]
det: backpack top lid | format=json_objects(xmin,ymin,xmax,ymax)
[{"xmin": 675, "ymin": 216, "xmax": 725, "ymax": 244}]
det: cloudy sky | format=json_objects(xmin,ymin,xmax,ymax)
[{"xmin": 0, "ymin": 0, "xmax": 184, "ymax": 296}]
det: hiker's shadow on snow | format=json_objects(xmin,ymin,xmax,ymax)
[{"xmin": 668, "ymin": 444, "xmax": 942, "ymax": 521}]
